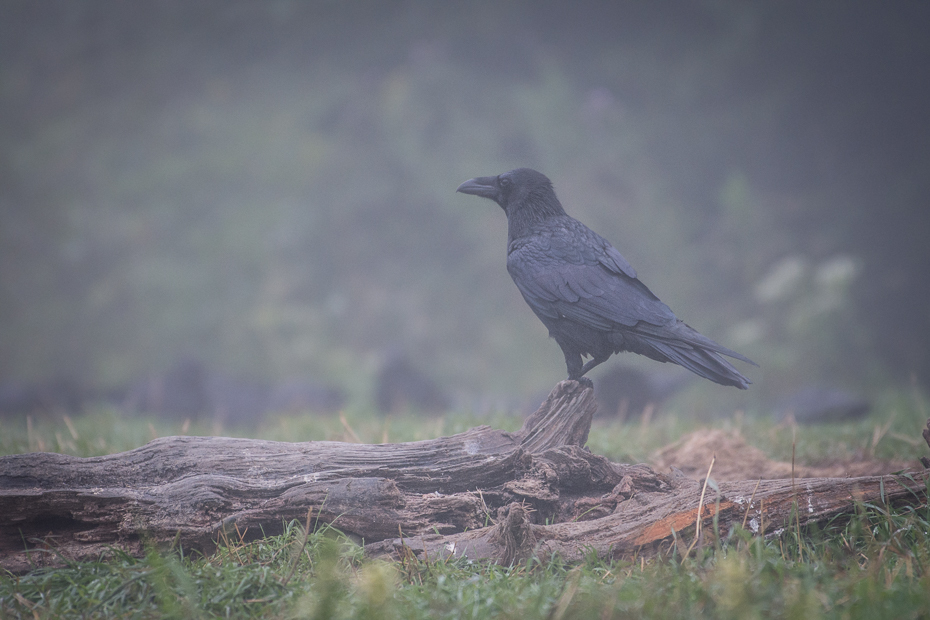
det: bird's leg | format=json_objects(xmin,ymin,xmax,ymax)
[{"xmin": 563, "ymin": 351, "xmax": 585, "ymax": 381}]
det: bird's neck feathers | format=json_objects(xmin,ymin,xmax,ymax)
[{"xmin": 506, "ymin": 189, "xmax": 567, "ymax": 240}]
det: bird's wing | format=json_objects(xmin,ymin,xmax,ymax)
[
  {"xmin": 507, "ymin": 225, "xmax": 676, "ymax": 330},
  {"xmin": 599, "ymin": 241, "xmax": 637, "ymax": 279}
]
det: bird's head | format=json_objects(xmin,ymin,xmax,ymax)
[{"xmin": 456, "ymin": 168, "xmax": 558, "ymax": 214}]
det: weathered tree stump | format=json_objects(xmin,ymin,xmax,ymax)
[{"xmin": 1, "ymin": 381, "xmax": 927, "ymax": 573}]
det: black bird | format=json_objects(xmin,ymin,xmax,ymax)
[{"xmin": 457, "ymin": 168, "xmax": 756, "ymax": 388}]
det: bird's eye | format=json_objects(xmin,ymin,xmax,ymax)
[{"xmin": 499, "ymin": 176, "xmax": 512, "ymax": 189}]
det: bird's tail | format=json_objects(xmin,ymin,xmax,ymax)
[{"xmin": 626, "ymin": 322, "xmax": 756, "ymax": 389}]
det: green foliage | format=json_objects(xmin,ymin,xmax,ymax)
[{"xmin": 2, "ymin": 2, "xmax": 928, "ymax": 400}]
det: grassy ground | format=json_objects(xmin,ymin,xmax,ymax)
[{"xmin": 1, "ymin": 386, "xmax": 929, "ymax": 619}]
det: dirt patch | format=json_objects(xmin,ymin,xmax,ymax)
[{"xmin": 650, "ymin": 429, "xmax": 914, "ymax": 481}]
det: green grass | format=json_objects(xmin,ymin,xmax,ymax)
[
  {"xmin": 0, "ymin": 405, "xmax": 529, "ymax": 459},
  {"xmin": 1, "ymin": 385, "xmax": 929, "ymax": 619},
  {"xmin": 2, "ymin": 499, "xmax": 929, "ymax": 619},
  {"xmin": 2, "ymin": 385, "xmax": 927, "ymax": 465}
]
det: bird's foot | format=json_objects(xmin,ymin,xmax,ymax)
[{"xmin": 573, "ymin": 376, "xmax": 594, "ymax": 389}]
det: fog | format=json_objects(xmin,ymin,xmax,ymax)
[{"xmin": 2, "ymin": 1, "xmax": 928, "ymax": 415}]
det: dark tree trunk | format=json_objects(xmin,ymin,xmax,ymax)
[{"xmin": 1, "ymin": 381, "xmax": 927, "ymax": 573}]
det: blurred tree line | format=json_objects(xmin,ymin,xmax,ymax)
[{"xmin": 0, "ymin": 0, "xmax": 927, "ymax": 405}]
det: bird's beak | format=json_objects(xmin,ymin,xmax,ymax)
[{"xmin": 456, "ymin": 176, "xmax": 500, "ymax": 201}]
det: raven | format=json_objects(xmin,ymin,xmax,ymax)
[{"xmin": 457, "ymin": 168, "xmax": 756, "ymax": 388}]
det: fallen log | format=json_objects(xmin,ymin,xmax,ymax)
[{"xmin": 1, "ymin": 381, "xmax": 927, "ymax": 573}]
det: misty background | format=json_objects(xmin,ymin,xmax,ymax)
[{"xmin": 1, "ymin": 1, "xmax": 928, "ymax": 417}]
